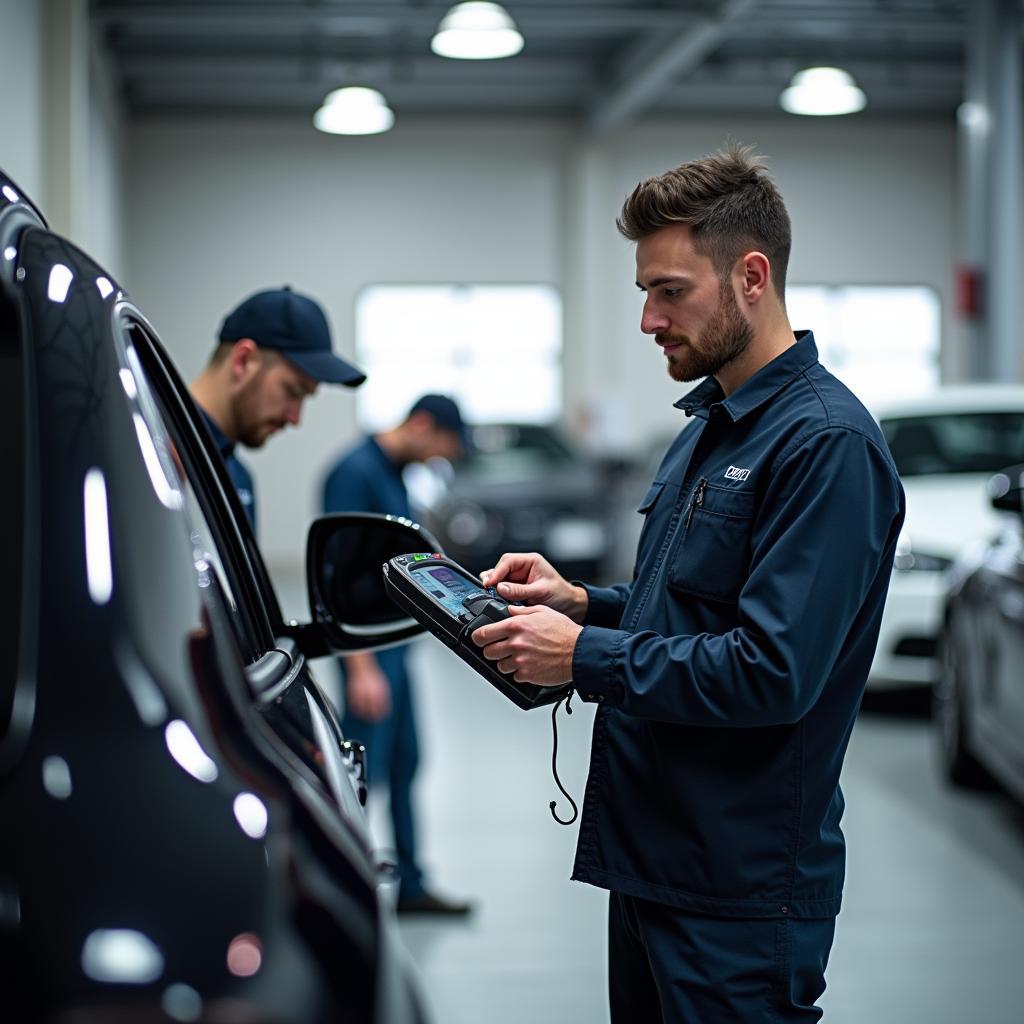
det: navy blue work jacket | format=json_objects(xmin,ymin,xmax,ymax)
[
  {"xmin": 322, "ymin": 435, "xmax": 411, "ymax": 522},
  {"xmin": 571, "ymin": 332, "xmax": 905, "ymax": 920},
  {"xmin": 198, "ymin": 407, "xmax": 257, "ymax": 532},
  {"xmin": 322, "ymin": 435, "xmax": 412, "ymax": 678}
]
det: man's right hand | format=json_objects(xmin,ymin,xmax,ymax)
[
  {"xmin": 480, "ymin": 552, "xmax": 589, "ymax": 624},
  {"xmin": 345, "ymin": 658, "xmax": 391, "ymax": 721}
]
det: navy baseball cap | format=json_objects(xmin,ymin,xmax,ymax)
[
  {"xmin": 409, "ymin": 394, "xmax": 470, "ymax": 448},
  {"xmin": 218, "ymin": 286, "xmax": 366, "ymax": 387}
]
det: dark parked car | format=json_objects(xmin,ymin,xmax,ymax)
[
  {"xmin": 0, "ymin": 170, "xmax": 434, "ymax": 1022},
  {"xmin": 418, "ymin": 422, "xmax": 613, "ymax": 581},
  {"xmin": 935, "ymin": 465, "xmax": 1024, "ymax": 803}
]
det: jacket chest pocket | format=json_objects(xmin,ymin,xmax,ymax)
[{"xmin": 668, "ymin": 482, "xmax": 756, "ymax": 603}]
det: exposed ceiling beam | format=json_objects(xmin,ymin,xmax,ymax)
[
  {"xmin": 93, "ymin": 2, "xmax": 700, "ymax": 36},
  {"xmin": 124, "ymin": 78, "xmax": 962, "ymax": 118},
  {"xmin": 116, "ymin": 54, "xmax": 592, "ymax": 84},
  {"xmin": 587, "ymin": 0, "xmax": 759, "ymax": 136},
  {"xmin": 93, "ymin": 2, "xmax": 965, "ymax": 38}
]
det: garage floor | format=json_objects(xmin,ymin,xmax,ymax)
[{"xmin": 319, "ymin": 638, "xmax": 1024, "ymax": 1024}]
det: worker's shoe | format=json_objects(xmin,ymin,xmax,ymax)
[{"xmin": 396, "ymin": 890, "xmax": 473, "ymax": 916}]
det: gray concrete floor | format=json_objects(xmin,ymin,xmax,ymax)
[{"xmin": 282, "ymin": 578, "xmax": 1024, "ymax": 1023}]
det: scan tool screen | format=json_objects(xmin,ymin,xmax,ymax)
[{"xmin": 416, "ymin": 564, "xmax": 482, "ymax": 617}]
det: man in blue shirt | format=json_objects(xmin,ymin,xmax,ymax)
[
  {"xmin": 323, "ymin": 395, "xmax": 473, "ymax": 915},
  {"xmin": 473, "ymin": 146, "xmax": 905, "ymax": 1021},
  {"xmin": 190, "ymin": 286, "xmax": 365, "ymax": 532}
]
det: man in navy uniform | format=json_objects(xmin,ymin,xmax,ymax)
[
  {"xmin": 323, "ymin": 395, "xmax": 472, "ymax": 915},
  {"xmin": 473, "ymin": 146, "xmax": 905, "ymax": 1020},
  {"xmin": 190, "ymin": 286, "xmax": 365, "ymax": 532}
]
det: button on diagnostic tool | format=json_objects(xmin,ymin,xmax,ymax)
[{"xmin": 460, "ymin": 592, "xmax": 510, "ymax": 634}]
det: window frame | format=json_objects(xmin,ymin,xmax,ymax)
[{"xmin": 0, "ymin": 281, "xmax": 40, "ymax": 771}]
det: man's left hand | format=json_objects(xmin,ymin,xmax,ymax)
[{"xmin": 470, "ymin": 604, "xmax": 583, "ymax": 686}]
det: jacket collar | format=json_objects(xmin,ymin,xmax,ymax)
[
  {"xmin": 674, "ymin": 331, "xmax": 819, "ymax": 422},
  {"xmin": 198, "ymin": 405, "xmax": 235, "ymax": 458}
]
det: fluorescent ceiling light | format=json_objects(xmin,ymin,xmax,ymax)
[
  {"xmin": 47, "ymin": 263, "xmax": 74, "ymax": 303},
  {"xmin": 82, "ymin": 929, "xmax": 164, "ymax": 984},
  {"xmin": 164, "ymin": 719, "xmax": 219, "ymax": 784},
  {"xmin": 314, "ymin": 86, "xmax": 394, "ymax": 135},
  {"xmin": 780, "ymin": 66, "xmax": 866, "ymax": 116},
  {"xmin": 431, "ymin": 2, "xmax": 524, "ymax": 60},
  {"xmin": 83, "ymin": 468, "xmax": 113, "ymax": 605},
  {"xmin": 233, "ymin": 792, "xmax": 269, "ymax": 840}
]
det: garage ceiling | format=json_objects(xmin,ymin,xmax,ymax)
[{"xmin": 93, "ymin": 0, "xmax": 973, "ymax": 130}]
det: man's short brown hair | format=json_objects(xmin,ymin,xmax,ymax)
[{"xmin": 617, "ymin": 143, "xmax": 791, "ymax": 301}]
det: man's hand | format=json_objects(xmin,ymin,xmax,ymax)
[
  {"xmin": 480, "ymin": 552, "xmax": 589, "ymax": 624},
  {"xmin": 344, "ymin": 654, "xmax": 391, "ymax": 721},
  {"xmin": 471, "ymin": 604, "xmax": 583, "ymax": 686}
]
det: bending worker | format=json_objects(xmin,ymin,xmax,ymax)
[
  {"xmin": 473, "ymin": 145, "xmax": 905, "ymax": 1021},
  {"xmin": 190, "ymin": 285, "xmax": 365, "ymax": 531}
]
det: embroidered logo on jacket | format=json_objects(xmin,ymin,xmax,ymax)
[{"xmin": 724, "ymin": 466, "xmax": 751, "ymax": 481}]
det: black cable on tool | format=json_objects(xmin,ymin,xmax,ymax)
[{"xmin": 549, "ymin": 690, "xmax": 579, "ymax": 826}]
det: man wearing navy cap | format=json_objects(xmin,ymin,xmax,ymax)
[
  {"xmin": 191, "ymin": 286, "xmax": 365, "ymax": 531},
  {"xmin": 322, "ymin": 395, "xmax": 472, "ymax": 915}
]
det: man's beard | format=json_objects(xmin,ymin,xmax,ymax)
[
  {"xmin": 234, "ymin": 372, "xmax": 284, "ymax": 448},
  {"xmin": 658, "ymin": 282, "xmax": 754, "ymax": 383}
]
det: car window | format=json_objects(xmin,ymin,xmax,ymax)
[
  {"xmin": 114, "ymin": 317, "xmax": 366, "ymax": 810},
  {"xmin": 881, "ymin": 412, "xmax": 1024, "ymax": 477}
]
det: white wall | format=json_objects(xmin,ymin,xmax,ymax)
[
  {"xmin": 124, "ymin": 117, "xmax": 569, "ymax": 568},
  {"xmin": 0, "ymin": 1, "xmax": 125, "ymax": 275},
  {"xmin": 85, "ymin": 31, "xmax": 126, "ymax": 276},
  {"xmin": 0, "ymin": 0, "xmax": 44, "ymax": 197},
  {"xmin": 123, "ymin": 113, "xmax": 958, "ymax": 567}
]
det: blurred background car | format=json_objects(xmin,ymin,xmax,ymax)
[
  {"xmin": 413, "ymin": 422, "xmax": 617, "ymax": 583},
  {"xmin": 934, "ymin": 465, "xmax": 1024, "ymax": 803},
  {"xmin": 870, "ymin": 386, "xmax": 1024, "ymax": 689}
]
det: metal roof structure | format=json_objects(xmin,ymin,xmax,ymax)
[{"xmin": 93, "ymin": 0, "xmax": 973, "ymax": 129}]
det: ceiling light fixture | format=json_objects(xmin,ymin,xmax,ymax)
[
  {"xmin": 780, "ymin": 66, "xmax": 866, "ymax": 116},
  {"xmin": 314, "ymin": 86, "xmax": 395, "ymax": 136},
  {"xmin": 431, "ymin": 2, "xmax": 524, "ymax": 60}
]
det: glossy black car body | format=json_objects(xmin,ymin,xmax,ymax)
[
  {"xmin": 0, "ymin": 171, "xmax": 428, "ymax": 1022},
  {"xmin": 935, "ymin": 466, "xmax": 1024, "ymax": 803},
  {"xmin": 419, "ymin": 422, "xmax": 613, "ymax": 581}
]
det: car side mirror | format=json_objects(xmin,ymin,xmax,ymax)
[
  {"xmin": 987, "ymin": 466, "xmax": 1024, "ymax": 514},
  {"xmin": 300, "ymin": 513, "xmax": 444, "ymax": 656}
]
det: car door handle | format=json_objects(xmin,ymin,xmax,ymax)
[{"xmin": 340, "ymin": 740, "xmax": 368, "ymax": 805}]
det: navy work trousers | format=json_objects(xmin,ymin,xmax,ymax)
[
  {"xmin": 341, "ymin": 651, "xmax": 424, "ymax": 901},
  {"xmin": 608, "ymin": 892, "xmax": 835, "ymax": 1022}
]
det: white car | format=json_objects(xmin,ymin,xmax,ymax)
[{"xmin": 870, "ymin": 386, "xmax": 1024, "ymax": 688}]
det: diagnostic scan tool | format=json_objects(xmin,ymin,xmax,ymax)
[{"xmin": 382, "ymin": 553, "xmax": 573, "ymax": 711}]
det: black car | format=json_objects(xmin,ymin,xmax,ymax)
[
  {"xmin": 418, "ymin": 422, "xmax": 613, "ymax": 581},
  {"xmin": 0, "ymin": 170, "xmax": 434, "ymax": 1022},
  {"xmin": 935, "ymin": 465, "xmax": 1024, "ymax": 803}
]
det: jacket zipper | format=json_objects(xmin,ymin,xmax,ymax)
[{"xmin": 685, "ymin": 477, "xmax": 708, "ymax": 530}]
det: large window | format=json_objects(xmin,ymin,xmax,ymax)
[
  {"xmin": 354, "ymin": 284, "xmax": 562, "ymax": 429},
  {"xmin": 787, "ymin": 285, "xmax": 941, "ymax": 408}
]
